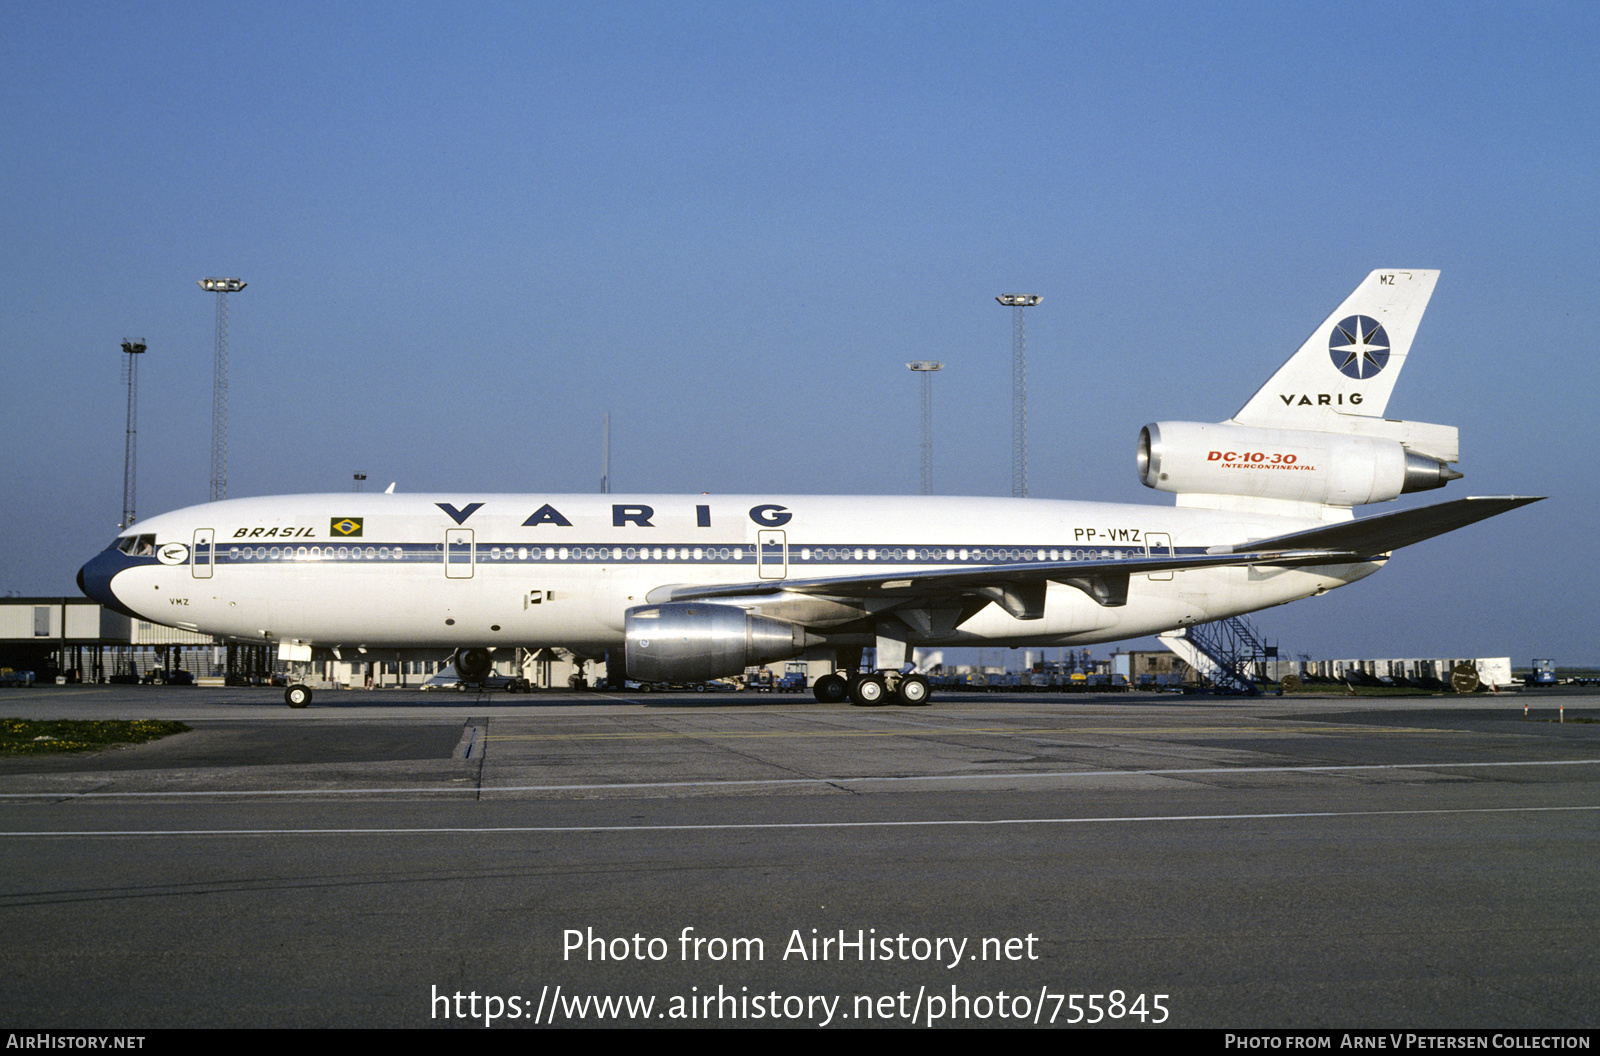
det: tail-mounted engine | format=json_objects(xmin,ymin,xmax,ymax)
[
  {"xmin": 625, "ymin": 602, "xmax": 811, "ymax": 683},
  {"xmin": 1139, "ymin": 421, "xmax": 1461, "ymax": 507}
]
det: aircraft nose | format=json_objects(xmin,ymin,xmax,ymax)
[{"xmin": 78, "ymin": 548, "xmax": 141, "ymax": 619}]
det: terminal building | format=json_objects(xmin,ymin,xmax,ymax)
[
  {"xmin": 0, "ymin": 596, "xmax": 579, "ymax": 689},
  {"xmin": 1, "ymin": 595, "xmax": 269, "ymax": 686},
  {"xmin": 0, "ymin": 596, "xmax": 1513, "ymax": 694}
]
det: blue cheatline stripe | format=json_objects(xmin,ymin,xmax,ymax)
[{"xmin": 210, "ymin": 541, "xmax": 1211, "ymax": 567}]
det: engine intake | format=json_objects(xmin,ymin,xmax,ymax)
[
  {"xmin": 1139, "ymin": 421, "xmax": 1460, "ymax": 507},
  {"xmin": 625, "ymin": 603, "xmax": 810, "ymax": 682},
  {"xmin": 452, "ymin": 647, "xmax": 494, "ymax": 682}
]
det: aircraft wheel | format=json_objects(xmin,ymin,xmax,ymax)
[
  {"xmin": 849, "ymin": 674, "xmax": 889, "ymax": 707},
  {"xmin": 812, "ymin": 673, "xmax": 848, "ymax": 704},
  {"xmin": 895, "ymin": 674, "xmax": 932, "ymax": 706},
  {"xmin": 285, "ymin": 684, "xmax": 312, "ymax": 709}
]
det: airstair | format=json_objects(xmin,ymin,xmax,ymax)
[{"xmin": 1158, "ymin": 616, "xmax": 1276, "ymax": 695}]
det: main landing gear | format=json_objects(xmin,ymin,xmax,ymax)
[
  {"xmin": 285, "ymin": 684, "xmax": 312, "ymax": 708},
  {"xmin": 811, "ymin": 671, "xmax": 932, "ymax": 707}
]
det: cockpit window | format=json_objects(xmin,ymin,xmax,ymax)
[{"xmin": 114, "ymin": 534, "xmax": 157, "ymax": 556}]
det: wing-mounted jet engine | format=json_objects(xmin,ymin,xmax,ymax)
[
  {"xmin": 624, "ymin": 603, "xmax": 815, "ymax": 683},
  {"xmin": 451, "ymin": 647, "xmax": 494, "ymax": 683}
]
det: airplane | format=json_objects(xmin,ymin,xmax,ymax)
[{"xmin": 78, "ymin": 269, "xmax": 1540, "ymax": 708}]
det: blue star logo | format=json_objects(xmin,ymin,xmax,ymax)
[{"xmin": 1328, "ymin": 315, "xmax": 1391, "ymax": 379}]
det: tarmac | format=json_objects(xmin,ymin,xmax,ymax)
[{"xmin": 2, "ymin": 683, "xmax": 1596, "ymax": 1029}]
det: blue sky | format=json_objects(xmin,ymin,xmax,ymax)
[{"xmin": 3, "ymin": 1, "xmax": 1595, "ymax": 664}]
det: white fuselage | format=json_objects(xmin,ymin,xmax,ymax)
[{"xmin": 97, "ymin": 492, "xmax": 1383, "ymax": 657}]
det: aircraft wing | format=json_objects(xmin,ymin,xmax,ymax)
[
  {"xmin": 649, "ymin": 549, "xmax": 1364, "ymax": 617},
  {"xmin": 648, "ymin": 495, "xmax": 1542, "ymax": 618}
]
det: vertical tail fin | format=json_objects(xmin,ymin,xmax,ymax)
[
  {"xmin": 1140, "ymin": 269, "xmax": 1459, "ymax": 519},
  {"xmin": 1232, "ymin": 269, "xmax": 1439, "ymax": 429}
]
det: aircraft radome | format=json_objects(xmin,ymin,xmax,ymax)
[{"xmin": 79, "ymin": 269, "xmax": 1540, "ymax": 707}]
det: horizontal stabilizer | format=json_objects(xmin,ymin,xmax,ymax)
[{"xmin": 1209, "ymin": 496, "xmax": 1545, "ymax": 557}]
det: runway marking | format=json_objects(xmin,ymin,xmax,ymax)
[
  {"xmin": 0, "ymin": 757, "xmax": 1595, "ymax": 799},
  {"xmin": 1, "ymin": 804, "xmax": 1597, "ymax": 837},
  {"xmin": 484, "ymin": 723, "xmax": 1444, "ymax": 741}
]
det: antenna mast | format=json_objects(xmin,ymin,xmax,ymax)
[
  {"xmin": 907, "ymin": 361, "xmax": 943, "ymax": 495},
  {"xmin": 996, "ymin": 294, "xmax": 1041, "ymax": 497},
  {"xmin": 199, "ymin": 278, "xmax": 246, "ymax": 501},
  {"xmin": 119, "ymin": 339, "xmax": 146, "ymax": 527}
]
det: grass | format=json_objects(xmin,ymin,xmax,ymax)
[{"xmin": 0, "ymin": 718, "xmax": 191, "ymax": 755}]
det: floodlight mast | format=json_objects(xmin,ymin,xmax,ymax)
[
  {"xmin": 907, "ymin": 361, "xmax": 944, "ymax": 495},
  {"xmin": 198, "ymin": 278, "xmax": 246, "ymax": 501},
  {"xmin": 119, "ymin": 339, "xmax": 146, "ymax": 528},
  {"xmin": 996, "ymin": 294, "xmax": 1041, "ymax": 497}
]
